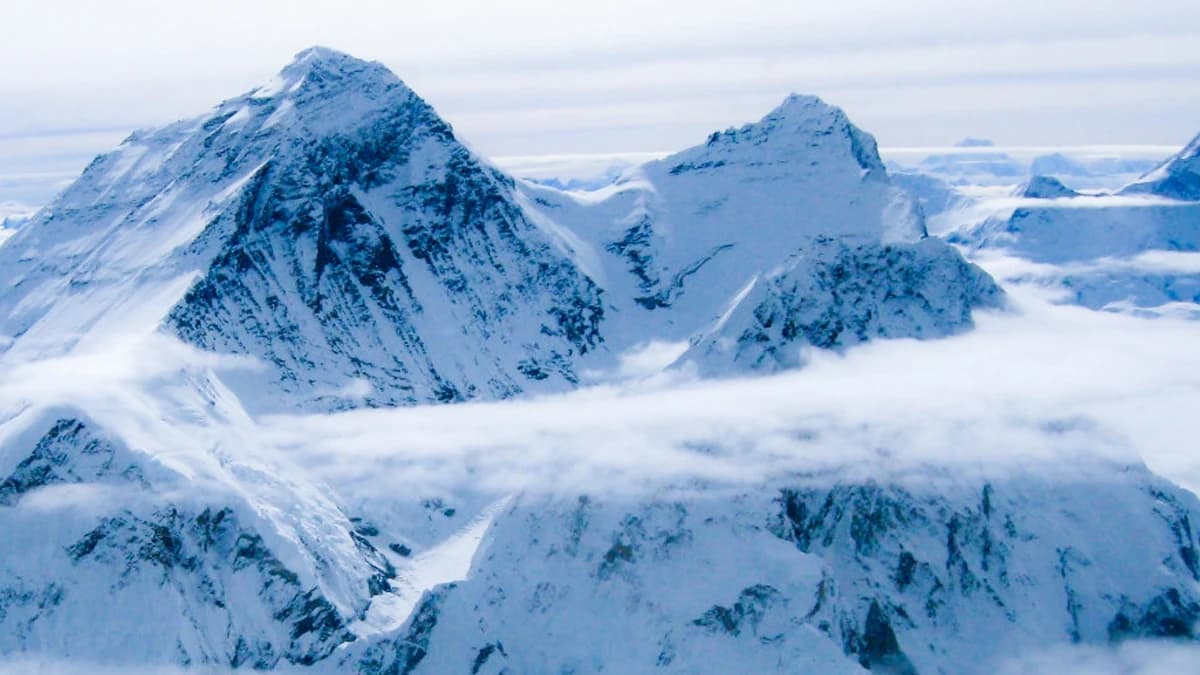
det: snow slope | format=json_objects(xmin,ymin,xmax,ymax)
[
  {"xmin": 1123, "ymin": 132, "xmax": 1200, "ymax": 201},
  {"xmin": 518, "ymin": 93, "xmax": 938, "ymax": 355},
  {"xmin": 351, "ymin": 470, "xmax": 1200, "ymax": 674}
]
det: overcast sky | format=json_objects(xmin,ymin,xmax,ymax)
[{"xmin": 2, "ymin": 0, "xmax": 1199, "ymax": 209}]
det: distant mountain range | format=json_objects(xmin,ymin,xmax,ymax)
[{"xmin": 950, "ymin": 133, "xmax": 1200, "ymax": 314}]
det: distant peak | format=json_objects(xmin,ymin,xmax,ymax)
[
  {"xmin": 280, "ymin": 45, "xmax": 390, "ymax": 78},
  {"xmin": 251, "ymin": 46, "xmax": 402, "ymax": 101},
  {"xmin": 292, "ymin": 45, "xmax": 350, "ymax": 61},
  {"xmin": 1019, "ymin": 175, "xmax": 1079, "ymax": 199},
  {"xmin": 1120, "ymin": 130, "xmax": 1200, "ymax": 200},
  {"xmin": 954, "ymin": 138, "xmax": 995, "ymax": 148},
  {"xmin": 764, "ymin": 94, "xmax": 842, "ymax": 122}
]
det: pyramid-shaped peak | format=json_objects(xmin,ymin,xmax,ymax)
[
  {"xmin": 762, "ymin": 94, "xmax": 847, "ymax": 125},
  {"xmin": 284, "ymin": 46, "xmax": 377, "ymax": 74},
  {"xmin": 656, "ymin": 92, "xmax": 888, "ymax": 183},
  {"xmin": 741, "ymin": 94, "xmax": 871, "ymax": 151},
  {"xmin": 251, "ymin": 46, "xmax": 403, "ymax": 101},
  {"xmin": 1121, "ymin": 130, "xmax": 1200, "ymax": 200}
]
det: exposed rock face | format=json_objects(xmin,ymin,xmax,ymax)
[
  {"xmin": 344, "ymin": 468, "xmax": 1200, "ymax": 674},
  {"xmin": 517, "ymin": 93, "xmax": 959, "ymax": 356},
  {"xmin": 677, "ymin": 237, "xmax": 1003, "ymax": 376},
  {"xmin": 0, "ymin": 411, "xmax": 392, "ymax": 668},
  {"xmin": 0, "ymin": 48, "xmax": 604, "ymax": 413}
]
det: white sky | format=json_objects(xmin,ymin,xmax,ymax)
[
  {"xmin": 4, "ymin": 1, "xmax": 1200, "ymax": 146},
  {"xmin": 1, "ymin": 0, "xmax": 1199, "ymax": 209}
]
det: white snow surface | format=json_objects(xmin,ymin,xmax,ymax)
[
  {"xmin": 518, "ymin": 93, "xmax": 930, "ymax": 351},
  {"xmin": 1, "ymin": 47, "xmax": 1199, "ymax": 674}
]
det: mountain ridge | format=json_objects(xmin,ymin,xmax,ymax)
[{"xmin": 0, "ymin": 47, "xmax": 995, "ymax": 412}]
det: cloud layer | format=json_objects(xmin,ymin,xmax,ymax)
[{"xmin": 242, "ymin": 286, "xmax": 1200, "ymax": 498}]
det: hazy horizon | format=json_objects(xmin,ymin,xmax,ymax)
[
  {"xmin": 3, "ymin": 1, "xmax": 1199, "ymax": 213},
  {"xmin": 4, "ymin": 1, "xmax": 1199, "ymax": 150}
]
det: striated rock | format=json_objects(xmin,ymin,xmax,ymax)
[{"xmin": 676, "ymin": 236, "xmax": 1002, "ymax": 376}]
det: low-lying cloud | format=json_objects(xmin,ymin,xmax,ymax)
[
  {"xmin": 0, "ymin": 284, "xmax": 1197, "ymax": 504},
  {"xmin": 247, "ymin": 285, "xmax": 1200, "ymax": 498}
]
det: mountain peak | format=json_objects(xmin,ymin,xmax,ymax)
[
  {"xmin": 1121, "ymin": 130, "xmax": 1200, "ymax": 200},
  {"xmin": 682, "ymin": 93, "xmax": 883, "ymax": 178},
  {"xmin": 739, "ymin": 93, "xmax": 887, "ymax": 178},
  {"xmin": 758, "ymin": 93, "xmax": 850, "ymax": 130},
  {"xmin": 770, "ymin": 93, "xmax": 833, "ymax": 116},
  {"xmin": 1019, "ymin": 175, "xmax": 1079, "ymax": 199},
  {"xmin": 282, "ymin": 45, "xmax": 375, "ymax": 76},
  {"xmin": 250, "ymin": 46, "xmax": 403, "ymax": 104}
]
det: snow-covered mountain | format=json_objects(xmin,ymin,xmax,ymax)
[
  {"xmin": 0, "ymin": 48, "xmax": 604, "ymax": 413},
  {"xmin": 0, "ymin": 388, "xmax": 394, "ymax": 668},
  {"xmin": 348, "ymin": 468, "xmax": 1200, "ymax": 674},
  {"xmin": 0, "ymin": 54, "xmax": 992, "ymax": 412},
  {"xmin": 518, "ymin": 93, "xmax": 955, "ymax": 351},
  {"xmin": 1123, "ymin": 132, "xmax": 1200, "ymax": 200},
  {"xmin": 947, "ymin": 135, "xmax": 1200, "ymax": 314},
  {"xmin": 2, "ymin": 46, "xmax": 1196, "ymax": 674},
  {"xmin": 1016, "ymin": 175, "xmax": 1079, "ymax": 200},
  {"xmin": 677, "ymin": 237, "xmax": 1001, "ymax": 376}
]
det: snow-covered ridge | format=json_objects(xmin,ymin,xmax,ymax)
[
  {"xmin": 1122, "ymin": 131, "xmax": 1200, "ymax": 200},
  {"xmin": 0, "ymin": 47, "xmax": 996, "ymax": 414},
  {"xmin": 15, "ymin": 45, "xmax": 1195, "ymax": 674}
]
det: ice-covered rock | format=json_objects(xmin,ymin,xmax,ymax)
[
  {"xmin": 676, "ymin": 237, "xmax": 1002, "ymax": 376},
  {"xmin": 344, "ymin": 466, "xmax": 1200, "ymax": 674},
  {"xmin": 1122, "ymin": 132, "xmax": 1200, "ymax": 201},
  {"xmin": 0, "ymin": 406, "xmax": 393, "ymax": 668},
  {"xmin": 0, "ymin": 48, "xmax": 604, "ymax": 412},
  {"xmin": 519, "ymin": 93, "xmax": 936, "ymax": 354}
]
